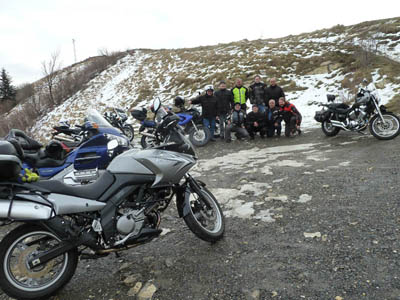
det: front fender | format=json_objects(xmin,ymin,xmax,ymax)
[{"xmin": 175, "ymin": 180, "xmax": 206, "ymax": 218}]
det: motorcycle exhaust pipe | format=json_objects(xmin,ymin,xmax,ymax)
[
  {"xmin": 330, "ymin": 120, "xmax": 350, "ymax": 131},
  {"xmin": 0, "ymin": 200, "xmax": 53, "ymax": 220},
  {"xmin": 140, "ymin": 132, "xmax": 156, "ymax": 138}
]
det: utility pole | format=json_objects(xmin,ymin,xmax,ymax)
[{"xmin": 72, "ymin": 39, "xmax": 77, "ymax": 63}]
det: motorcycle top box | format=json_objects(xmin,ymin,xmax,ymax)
[{"xmin": 0, "ymin": 141, "xmax": 22, "ymax": 181}]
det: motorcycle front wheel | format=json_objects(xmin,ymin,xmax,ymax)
[
  {"xmin": 122, "ymin": 124, "xmax": 134, "ymax": 142},
  {"xmin": 322, "ymin": 120, "xmax": 340, "ymax": 137},
  {"xmin": 183, "ymin": 185, "xmax": 225, "ymax": 243},
  {"xmin": 188, "ymin": 125, "xmax": 211, "ymax": 147},
  {"xmin": 0, "ymin": 224, "xmax": 78, "ymax": 300},
  {"xmin": 369, "ymin": 112, "xmax": 400, "ymax": 140}
]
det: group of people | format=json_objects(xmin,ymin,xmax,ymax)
[{"xmin": 175, "ymin": 76, "xmax": 302, "ymax": 142}]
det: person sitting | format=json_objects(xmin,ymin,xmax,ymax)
[
  {"xmin": 245, "ymin": 105, "xmax": 266, "ymax": 140},
  {"xmin": 278, "ymin": 97, "xmax": 302, "ymax": 137},
  {"xmin": 225, "ymin": 103, "xmax": 249, "ymax": 143},
  {"xmin": 265, "ymin": 99, "xmax": 282, "ymax": 137}
]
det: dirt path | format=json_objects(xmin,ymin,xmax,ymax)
[{"xmin": 1, "ymin": 129, "xmax": 400, "ymax": 300}]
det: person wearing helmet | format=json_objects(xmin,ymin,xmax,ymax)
[
  {"xmin": 189, "ymin": 85, "xmax": 218, "ymax": 141},
  {"xmin": 231, "ymin": 78, "xmax": 249, "ymax": 111}
]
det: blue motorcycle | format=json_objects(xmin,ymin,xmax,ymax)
[
  {"xmin": 131, "ymin": 106, "xmax": 211, "ymax": 148},
  {"xmin": 7, "ymin": 109, "xmax": 130, "ymax": 184}
]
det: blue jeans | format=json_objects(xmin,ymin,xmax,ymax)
[
  {"xmin": 257, "ymin": 104, "xmax": 266, "ymax": 113},
  {"xmin": 203, "ymin": 118, "xmax": 216, "ymax": 139}
]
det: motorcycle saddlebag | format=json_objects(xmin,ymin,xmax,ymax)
[
  {"xmin": 130, "ymin": 108, "xmax": 147, "ymax": 121},
  {"xmin": 314, "ymin": 110, "xmax": 329, "ymax": 122},
  {"xmin": 0, "ymin": 141, "xmax": 22, "ymax": 181}
]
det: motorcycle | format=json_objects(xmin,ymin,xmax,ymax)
[
  {"xmin": 104, "ymin": 108, "xmax": 134, "ymax": 142},
  {"xmin": 131, "ymin": 106, "xmax": 213, "ymax": 148},
  {"xmin": 313, "ymin": 81, "xmax": 400, "ymax": 140},
  {"xmin": 0, "ymin": 98, "xmax": 225, "ymax": 300},
  {"xmin": 7, "ymin": 109, "xmax": 130, "ymax": 185}
]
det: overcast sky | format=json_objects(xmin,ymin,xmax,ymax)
[{"xmin": 1, "ymin": 0, "xmax": 399, "ymax": 85}]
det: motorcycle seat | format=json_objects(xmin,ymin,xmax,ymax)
[
  {"xmin": 32, "ymin": 170, "xmax": 115, "ymax": 200},
  {"xmin": 7, "ymin": 129, "xmax": 43, "ymax": 151},
  {"xmin": 24, "ymin": 150, "xmax": 67, "ymax": 168}
]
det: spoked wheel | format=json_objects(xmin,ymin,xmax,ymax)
[
  {"xmin": 369, "ymin": 112, "xmax": 400, "ymax": 140},
  {"xmin": 122, "ymin": 125, "xmax": 134, "ymax": 142},
  {"xmin": 321, "ymin": 120, "xmax": 340, "ymax": 137},
  {"xmin": 183, "ymin": 185, "xmax": 225, "ymax": 242},
  {"xmin": 140, "ymin": 134, "xmax": 159, "ymax": 149},
  {"xmin": 0, "ymin": 224, "xmax": 78, "ymax": 300},
  {"xmin": 188, "ymin": 125, "xmax": 211, "ymax": 147}
]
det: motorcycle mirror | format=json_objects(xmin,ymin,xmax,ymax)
[
  {"xmin": 153, "ymin": 98, "xmax": 161, "ymax": 112},
  {"xmin": 107, "ymin": 140, "xmax": 119, "ymax": 151},
  {"xmin": 362, "ymin": 78, "xmax": 368, "ymax": 85}
]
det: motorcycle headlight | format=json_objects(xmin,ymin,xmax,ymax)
[{"xmin": 106, "ymin": 134, "xmax": 129, "ymax": 147}]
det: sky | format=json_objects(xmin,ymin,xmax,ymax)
[{"xmin": 1, "ymin": 0, "xmax": 399, "ymax": 85}]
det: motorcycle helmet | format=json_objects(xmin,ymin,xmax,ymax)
[
  {"xmin": 45, "ymin": 140, "xmax": 65, "ymax": 160},
  {"xmin": 204, "ymin": 84, "xmax": 214, "ymax": 93},
  {"xmin": 174, "ymin": 96, "xmax": 185, "ymax": 106}
]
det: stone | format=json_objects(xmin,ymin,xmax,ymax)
[
  {"xmin": 137, "ymin": 282, "xmax": 157, "ymax": 300},
  {"xmin": 165, "ymin": 258, "xmax": 174, "ymax": 268},
  {"xmin": 127, "ymin": 282, "xmax": 142, "ymax": 297},
  {"xmin": 124, "ymin": 274, "xmax": 139, "ymax": 287}
]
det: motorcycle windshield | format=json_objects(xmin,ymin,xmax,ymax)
[
  {"xmin": 86, "ymin": 109, "xmax": 114, "ymax": 128},
  {"xmin": 155, "ymin": 106, "xmax": 198, "ymax": 158}
]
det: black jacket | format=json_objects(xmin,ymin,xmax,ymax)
[
  {"xmin": 214, "ymin": 89, "xmax": 234, "ymax": 115},
  {"xmin": 249, "ymin": 82, "xmax": 267, "ymax": 105},
  {"xmin": 246, "ymin": 111, "xmax": 266, "ymax": 127},
  {"xmin": 229, "ymin": 109, "xmax": 246, "ymax": 127},
  {"xmin": 191, "ymin": 94, "xmax": 218, "ymax": 118},
  {"xmin": 265, "ymin": 106, "xmax": 281, "ymax": 125},
  {"xmin": 265, "ymin": 85, "xmax": 285, "ymax": 105}
]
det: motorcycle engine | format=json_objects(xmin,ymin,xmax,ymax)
[
  {"xmin": 348, "ymin": 106, "xmax": 367, "ymax": 129},
  {"xmin": 116, "ymin": 209, "xmax": 144, "ymax": 235}
]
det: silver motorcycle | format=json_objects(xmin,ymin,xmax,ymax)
[{"xmin": 0, "ymin": 98, "xmax": 225, "ymax": 300}]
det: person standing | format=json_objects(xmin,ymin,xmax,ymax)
[
  {"xmin": 278, "ymin": 97, "xmax": 302, "ymax": 137},
  {"xmin": 231, "ymin": 78, "xmax": 249, "ymax": 111},
  {"xmin": 214, "ymin": 81, "xmax": 233, "ymax": 139},
  {"xmin": 225, "ymin": 103, "xmax": 249, "ymax": 143},
  {"xmin": 249, "ymin": 75, "xmax": 267, "ymax": 113},
  {"xmin": 265, "ymin": 78, "xmax": 285, "ymax": 106},
  {"xmin": 190, "ymin": 85, "xmax": 218, "ymax": 141},
  {"xmin": 265, "ymin": 99, "xmax": 282, "ymax": 137},
  {"xmin": 245, "ymin": 105, "xmax": 266, "ymax": 139}
]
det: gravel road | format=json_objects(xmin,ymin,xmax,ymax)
[{"xmin": 1, "ymin": 128, "xmax": 400, "ymax": 300}]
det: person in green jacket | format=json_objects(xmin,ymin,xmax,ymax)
[{"xmin": 231, "ymin": 78, "xmax": 249, "ymax": 111}]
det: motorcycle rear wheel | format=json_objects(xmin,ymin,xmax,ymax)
[
  {"xmin": 183, "ymin": 185, "xmax": 225, "ymax": 243},
  {"xmin": 369, "ymin": 112, "xmax": 400, "ymax": 140},
  {"xmin": 0, "ymin": 224, "xmax": 78, "ymax": 300},
  {"xmin": 322, "ymin": 120, "xmax": 340, "ymax": 137}
]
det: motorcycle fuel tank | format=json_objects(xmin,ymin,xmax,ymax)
[{"xmin": 107, "ymin": 148, "xmax": 196, "ymax": 187}]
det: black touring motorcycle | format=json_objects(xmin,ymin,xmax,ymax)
[
  {"xmin": 104, "ymin": 108, "xmax": 135, "ymax": 142},
  {"xmin": 314, "ymin": 81, "xmax": 400, "ymax": 140},
  {"xmin": 0, "ymin": 98, "xmax": 225, "ymax": 300}
]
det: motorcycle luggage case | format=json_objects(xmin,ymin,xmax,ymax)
[
  {"xmin": 131, "ymin": 109, "xmax": 147, "ymax": 121},
  {"xmin": 314, "ymin": 110, "xmax": 329, "ymax": 122},
  {"xmin": 0, "ymin": 141, "xmax": 22, "ymax": 181},
  {"xmin": 0, "ymin": 155, "xmax": 22, "ymax": 181}
]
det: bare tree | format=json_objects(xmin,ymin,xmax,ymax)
[{"xmin": 42, "ymin": 50, "xmax": 61, "ymax": 106}]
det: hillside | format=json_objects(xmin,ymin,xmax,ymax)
[{"xmin": 2, "ymin": 17, "xmax": 400, "ymax": 141}]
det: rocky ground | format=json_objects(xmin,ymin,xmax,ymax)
[{"xmin": 1, "ymin": 128, "xmax": 400, "ymax": 300}]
